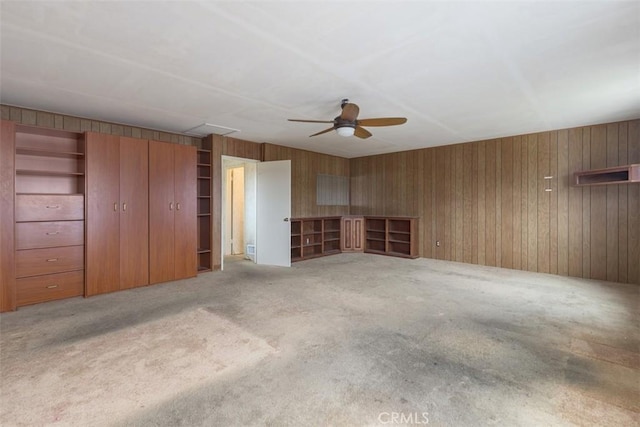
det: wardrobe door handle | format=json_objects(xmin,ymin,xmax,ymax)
[
  {"xmin": 176, "ymin": 203, "xmax": 181, "ymax": 211},
  {"xmin": 122, "ymin": 203, "xmax": 127, "ymax": 212},
  {"xmin": 170, "ymin": 202, "xmax": 174, "ymax": 211},
  {"xmin": 114, "ymin": 203, "xmax": 118, "ymax": 211}
]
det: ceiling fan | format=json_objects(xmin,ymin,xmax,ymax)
[{"xmin": 288, "ymin": 99, "xmax": 407, "ymax": 139}]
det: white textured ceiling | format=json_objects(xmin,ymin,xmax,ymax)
[{"xmin": 1, "ymin": 1, "xmax": 638, "ymax": 158}]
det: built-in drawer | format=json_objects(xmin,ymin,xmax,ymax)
[
  {"xmin": 16, "ymin": 194, "xmax": 84, "ymax": 222},
  {"xmin": 16, "ymin": 270, "xmax": 84, "ymax": 306},
  {"xmin": 16, "ymin": 221, "xmax": 84, "ymax": 250},
  {"xmin": 16, "ymin": 245, "xmax": 84, "ymax": 278}
]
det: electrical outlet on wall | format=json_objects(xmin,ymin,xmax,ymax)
[{"xmin": 436, "ymin": 240, "xmax": 441, "ymax": 247}]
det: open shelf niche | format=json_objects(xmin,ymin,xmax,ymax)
[
  {"xmin": 574, "ymin": 164, "xmax": 640, "ymax": 186},
  {"xmin": 196, "ymin": 139, "xmax": 213, "ymax": 272}
]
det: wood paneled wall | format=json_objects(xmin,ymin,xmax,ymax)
[
  {"xmin": 263, "ymin": 143, "xmax": 350, "ymax": 218},
  {"xmin": 1, "ymin": 105, "xmax": 201, "ymax": 146},
  {"xmin": 351, "ymin": 120, "xmax": 640, "ymax": 285}
]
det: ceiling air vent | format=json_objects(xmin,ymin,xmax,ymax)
[{"xmin": 183, "ymin": 123, "xmax": 240, "ymax": 137}]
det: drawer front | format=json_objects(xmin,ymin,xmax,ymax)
[
  {"xmin": 16, "ymin": 245, "xmax": 84, "ymax": 278},
  {"xmin": 17, "ymin": 270, "xmax": 84, "ymax": 306},
  {"xmin": 16, "ymin": 194, "xmax": 84, "ymax": 222},
  {"xmin": 16, "ymin": 221, "xmax": 84, "ymax": 250}
]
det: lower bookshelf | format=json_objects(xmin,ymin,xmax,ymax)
[
  {"xmin": 290, "ymin": 215, "xmax": 419, "ymax": 262},
  {"xmin": 364, "ymin": 216, "xmax": 419, "ymax": 259},
  {"xmin": 291, "ymin": 217, "xmax": 342, "ymax": 262}
]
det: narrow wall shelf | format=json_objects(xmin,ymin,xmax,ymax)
[{"xmin": 574, "ymin": 164, "xmax": 640, "ymax": 186}]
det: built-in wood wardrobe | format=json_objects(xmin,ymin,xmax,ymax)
[{"xmin": 0, "ymin": 121, "xmax": 198, "ymax": 312}]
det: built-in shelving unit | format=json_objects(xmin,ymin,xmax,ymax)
[
  {"xmin": 364, "ymin": 216, "xmax": 419, "ymax": 259},
  {"xmin": 15, "ymin": 125, "xmax": 85, "ymax": 195},
  {"xmin": 290, "ymin": 217, "xmax": 342, "ymax": 262},
  {"xmin": 322, "ymin": 217, "xmax": 341, "ymax": 255},
  {"xmin": 13, "ymin": 125, "xmax": 86, "ymax": 306},
  {"xmin": 291, "ymin": 215, "xmax": 419, "ymax": 261},
  {"xmin": 196, "ymin": 139, "xmax": 212, "ymax": 272},
  {"xmin": 574, "ymin": 164, "xmax": 640, "ymax": 186}
]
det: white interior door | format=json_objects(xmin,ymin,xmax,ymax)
[{"xmin": 256, "ymin": 160, "xmax": 291, "ymax": 266}]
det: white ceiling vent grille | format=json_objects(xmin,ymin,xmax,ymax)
[{"xmin": 183, "ymin": 123, "xmax": 240, "ymax": 137}]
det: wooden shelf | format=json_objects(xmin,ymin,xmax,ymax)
[
  {"xmin": 364, "ymin": 216, "xmax": 419, "ymax": 259},
  {"xmin": 574, "ymin": 164, "xmax": 640, "ymax": 186},
  {"xmin": 17, "ymin": 148, "xmax": 84, "ymax": 158},
  {"xmin": 16, "ymin": 169, "xmax": 84, "ymax": 177},
  {"xmin": 291, "ymin": 217, "xmax": 342, "ymax": 262},
  {"xmin": 12, "ymin": 125, "xmax": 86, "ymax": 308},
  {"xmin": 197, "ymin": 139, "xmax": 213, "ymax": 273}
]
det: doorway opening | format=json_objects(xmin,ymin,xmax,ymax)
[{"xmin": 222, "ymin": 156, "xmax": 257, "ymax": 270}]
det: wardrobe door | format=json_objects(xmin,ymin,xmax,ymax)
[
  {"xmin": 119, "ymin": 137, "xmax": 149, "ymax": 289},
  {"xmin": 173, "ymin": 145, "xmax": 197, "ymax": 280},
  {"xmin": 149, "ymin": 141, "xmax": 175, "ymax": 284},
  {"xmin": 1, "ymin": 120, "xmax": 16, "ymax": 312},
  {"xmin": 86, "ymin": 133, "xmax": 120, "ymax": 296}
]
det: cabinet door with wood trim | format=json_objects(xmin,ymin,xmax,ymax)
[
  {"xmin": 119, "ymin": 137, "xmax": 149, "ymax": 289},
  {"xmin": 86, "ymin": 133, "xmax": 120, "ymax": 295},
  {"xmin": 149, "ymin": 141, "xmax": 176, "ymax": 284},
  {"xmin": 86, "ymin": 134, "xmax": 150, "ymax": 295},
  {"xmin": 149, "ymin": 141, "xmax": 197, "ymax": 284},
  {"xmin": 174, "ymin": 144, "xmax": 197, "ymax": 280},
  {"xmin": 0, "ymin": 120, "xmax": 16, "ymax": 312},
  {"xmin": 341, "ymin": 216, "xmax": 364, "ymax": 252}
]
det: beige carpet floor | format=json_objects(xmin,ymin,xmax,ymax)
[{"xmin": 1, "ymin": 253, "xmax": 638, "ymax": 426}]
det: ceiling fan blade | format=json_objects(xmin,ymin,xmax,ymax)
[
  {"xmin": 340, "ymin": 103, "xmax": 360, "ymax": 122},
  {"xmin": 288, "ymin": 119, "xmax": 335, "ymax": 123},
  {"xmin": 354, "ymin": 126, "xmax": 372, "ymax": 139},
  {"xmin": 309, "ymin": 127, "xmax": 335, "ymax": 137},
  {"xmin": 356, "ymin": 117, "xmax": 407, "ymax": 127}
]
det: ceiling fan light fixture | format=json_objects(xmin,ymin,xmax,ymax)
[{"xmin": 336, "ymin": 126, "xmax": 355, "ymax": 137}]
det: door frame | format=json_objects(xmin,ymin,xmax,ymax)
[{"xmin": 221, "ymin": 155, "xmax": 259, "ymax": 271}]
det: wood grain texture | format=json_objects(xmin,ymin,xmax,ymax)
[
  {"xmin": 173, "ymin": 144, "xmax": 197, "ymax": 280},
  {"xmin": 537, "ymin": 133, "xmax": 550, "ymax": 273},
  {"xmin": 549, "ymin": 132, "xmax": 558, "ymax": 275},
  {"xmin": 0, "ymin": 120, "xmax": 15, "ymax": 311},
  {"xmin": 85, "ymin": 132, "xmax": 120, "ymax": 296},
  {"xmin": 149, "ymin": 140, "xmax": 176, "ymax": 284},
  {"xmin": 119, "ymin": 137, "xmax": 149, "ymax": 289},
  {"xmin": 568, "ymin": 128, "xmax": 583, "ymax": 277},
  {"xmin": 484, "ymin": 139, "xmax": 496, "ymax": 267},
  {"xmin": 16, "ymin": 221, "xmax": 84, "ymax": 249},
  {"xmin": 590, "ymin": 125, "xmax": 607, "ymax": 280},
  {"xmin": 501, "ymin": 138, "xmax": 513, "ymax": 269},
  {"xmin": 16, "ymin": 270, "xmax": 83, "ymax": 307},
  {"xmin": 16, "ymin": 245, "xmax": 84, "ymax": 278},
  {"xmin": 581, "ymin": 127, "xmax": 591, "ymax": 279},
  {"xmin": 628, "ymin": 120, "xmax": 640, "ymax": 285},
  {"xmin": 606, "ymin": 124, "xmax": 619, "ymax": 282},
  {"xmin": 207, "ymin": 134, "xmax": 223, "ymax": 270},
  {"xmin": 349, "ymin": 119, "xmax": 640, "ymax": 285},
  {"xmin": 16, "ymin": 194, "xmax": 84, "ymax": 222},
  {"xmin": 618, "ymin": 122, "xmax": 628, "ymax": 283}
]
